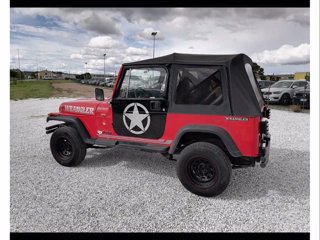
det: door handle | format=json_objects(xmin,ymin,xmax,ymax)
[{"xmin": 150, "ymin": 101, "xmax": 161, "ymax": 111}]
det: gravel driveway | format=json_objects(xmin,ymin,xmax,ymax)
[{"xmin": 10, "ymin": 98, "xmax": 310, "ymax": 232}]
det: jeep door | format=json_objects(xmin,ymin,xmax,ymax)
[{"xmin": 111, "ymin": 66, "xmax": 168, "ymax": 139}]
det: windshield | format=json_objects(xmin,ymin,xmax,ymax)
[{"xmin": 271, "ymin": 81, "xmax": 292, "ymax": 88}]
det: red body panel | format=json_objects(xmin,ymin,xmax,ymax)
[
  {"xmin": 50, "ymin": 99, "xmax": 260, "ymax": 157},
  {"xmin": 163, "ymin": 114, "xmax": 260, "ymax": 157}
]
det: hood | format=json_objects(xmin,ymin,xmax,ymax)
[{"xmin": 59, "ymin": 98, "xmax": 111, "ymax": 116}]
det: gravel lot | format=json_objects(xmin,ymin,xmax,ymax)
[{"xmin": 10, "ymin": 98, "xmax": 310, "ymax": 232}]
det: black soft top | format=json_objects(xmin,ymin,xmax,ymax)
[
  {"xmin": 123, "ymin": 53, "xmax": 263, "ymax": 116},
  {"xmin": 123, "ymin": 53, "xmax": 251, "ymax": 66}
]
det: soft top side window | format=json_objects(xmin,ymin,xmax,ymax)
[
  {"xmin": 174, "ymin": 66, "xmax": 223, "ymax": 105},
  {"xmin": 245, "ymin": 63, "xmax": 264, "ymax": 107}
]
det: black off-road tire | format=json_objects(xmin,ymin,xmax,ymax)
[
  {"xmin": 177, "ymin": 142, "xmax": 232, "ymax": 197},
  {"xmin": 50, "ymin": 126, "xmax": 87, "ymax": 167},
  {"xmin": 280, "ymin": 93, "xmax": 291, "ymax": 105}
]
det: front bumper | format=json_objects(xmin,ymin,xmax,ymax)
[
  {"xmin": 262, "ymin": 93, "xmax": 281, "ymax": 103},
  {"xmin": 259, "ymin": 133, "xmax": 270, "ymax": 168},
  {"xmin": 293, "ymin": 96, "xmax": 309, "ymax": 106}
]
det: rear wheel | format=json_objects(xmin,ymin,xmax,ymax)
[
  {"xmin": 177, "ymin": 142, "xmax": 232, "ymax": 197},
  {"xmin": 50, "ymin": 126, "xmax": 87, "ymax": 167},
  {"xmin": 280, "ymin": 93, "xmax": 291, "ymax": 105}
]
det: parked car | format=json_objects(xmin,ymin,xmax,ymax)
[
  {"xmin": 106, "ymin": 79, "xmax": 116, "ymax": 87},
  {"xmin": 257, "ymin": 80, "xmax": 275, "ymax": 89},
  {"xmin": 98, "ymin": 80, "xmax": 106, "ymax": 86},
  {"xmin": 88, "ymin": 79, "xmax": 98, "ymax": 85},
  {"xmin": 293, "ymin": 83, "xmax": 310, "ymax": 108},
  {"xmin": 261, "ymin": 80, "xmax": 308, "ymax": 105}
]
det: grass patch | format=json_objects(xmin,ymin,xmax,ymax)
[
  {"xmin": 10, "ymin": 79, "xmax": 79, "ymax": 100},
  {"xmin": 290, "ymin": 104, "xmax": 302, "ymax": 112}
]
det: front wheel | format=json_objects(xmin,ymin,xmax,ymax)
[
  {"xmin": 177, "ymin": 142, "xmax": 232, "ymax": 197},
  {"xmin": 50, "ymin": 126, "xmax": 87, "ymax": 167},
  {"xmin": 280, "ymin": 93, "xmax": 291, "ymax": 105}
]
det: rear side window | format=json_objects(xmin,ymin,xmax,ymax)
[
  {"xmin": 174, "ymin": 66, "xmax": 223, "ymax": 105},
  {"xmin": 245, "ymin": 63, "xmax": 264, "ymax": 107},
  {"xmin": 292, "ymin": 81, "xmax": 308, "ymax": 88}
]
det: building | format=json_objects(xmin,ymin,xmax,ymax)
[
  {"xmin": 265, "ymin": 74, "xmax": 294, "ymax": 81},
  {"xmin": 37, "ymin": 70, "xmax": 54, "ymax": 79},
  {"xmin": 61, "ymin": 73, "xmax": 76, "ymax": 80},
  {"xmin": 294, "ymin": 72, "xmax": 310, "ymax": 80},
  {"xmin": 37, "ymin": 70, "xmax": 77, "ymax": 80}
]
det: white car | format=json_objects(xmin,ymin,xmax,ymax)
[{"xmin": 261, "ymin": 80, "xmax": 308, "ymax": 105}]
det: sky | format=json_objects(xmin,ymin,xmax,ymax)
[{"xmin": 10, "ymin": 8, "xmax": 310, "ymax": 75}]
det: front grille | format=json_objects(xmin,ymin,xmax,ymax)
[
  {"xmin": 264, "ymin": 92, "xmax": 272, "ymax": 95},
  {"xmin": 295, "ymin": 93, "xmax": 303, "ymax": 98}
]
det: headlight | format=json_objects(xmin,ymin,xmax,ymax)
[{"xmin": 273, "ymin": 91, "xmax": 282, "ymax": 94}]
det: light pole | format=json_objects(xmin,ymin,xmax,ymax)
[
  {"xmin": 18, "ymin": 49, "xmax": 21, "ymax": 80},
  {"xmin": 85, "ymin": 62, "xmax": 87, "ymax": 81},
  {"xmin": 103, "ymin": 53, "xmax": 106, "ymax": 80},
  {"xmin": 151, "ymin": 32, "xmax": 157, "ymax": 58}
]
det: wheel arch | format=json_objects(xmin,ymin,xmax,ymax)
[
  {"xmin": 168, "ymin": 125, "xmax": 242, "ymax": 157},
  {"xmin": 46, "ymin": 116, "xmax": 90, "ymax": 143}
]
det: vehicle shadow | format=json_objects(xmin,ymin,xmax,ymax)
[
  {"xmin": 220, "ymin": 147, "xmax": 310, "ymax": 200},
  {"xmin": 81, "ymin": 146, "xmax": 309, "ymax": 200},
  {"xmin": 81, "ymin": 146, "xmax": 177, "ymax": 178}
]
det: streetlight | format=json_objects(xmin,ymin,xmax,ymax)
[
  {"xmin": 151, "ymin": 31, "xmax": 157, "ymax": 58},
  {"xmin": 85, "ymin": 62, "xmax": 87, "ymax": 81},
  {"xmin": 103, "ymin": 52, "xmax": 106, "ymax": 80}
]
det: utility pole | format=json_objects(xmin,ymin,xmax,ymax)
[
  {"xmin": 85, "ymin": 62, "xmax": 87, "ymax": 81},
  {"xmin": 103, "ymin": 52, "xmax": 106, "ymax": 80},
  {"xmin": 36, "ymin": 56, "xmax": 39, "ymax": 80},
  {"xmin": 18, "ymin": 49, "xmax": 21, "ymax": 80},
  {"xmin": 151, "ymin": 32, "xmax": 157, "ymax": 58}
]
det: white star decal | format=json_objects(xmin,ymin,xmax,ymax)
[{"xmin": 123, "ymin": 103, "xmax": 151, "ymax": 134}]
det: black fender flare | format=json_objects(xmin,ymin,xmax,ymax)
[
  {"xmin": 168, "ymin": 125, "xmax": 242, "ymax": 157},
  {"xmin": 46, "ymin": 116, "xmax": 90, "ymax": 143}
]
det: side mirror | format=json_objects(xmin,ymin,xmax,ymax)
[
  {"xmin": 292, "ymin": 85, "xmax": 297, "ymax": 89},
  {"xmin": 95, "ymin": 88, "xmax": 104, "ymax": 101}
]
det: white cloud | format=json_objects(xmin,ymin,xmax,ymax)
[
  {"xmin": 10, "ymin": 8, "xmax": 310, "ymax": 74},
  {"xmin": 70, "ymin": 53, "xmax": 83, "ymax": 59},
  {"xmin": 252, "ymin": 43, "xmax": 310, "ymax": 65},
  {"xmin": 88, "ymin": 36, "xmax": 122, "ymax": 49},
  {"xmin": 125, "ymin": 47, "xmax": 149, "ymax": 55},
  {"xmin": 136, "ymin": 28, "xmax": 164, "ymax": 40},
  {"xmin": 11, "ymin": 24, "xmax": 70, "ymax": 39}
]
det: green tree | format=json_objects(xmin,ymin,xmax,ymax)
[
  {"xmin": 10, "ymin": 69, "xmax": 19, "ymax": 78},
  {"xmin": 31, "ymin": 72, "xmax": 37, "ymax": 79},
  {"xmin": 10, "ymin": 69, "xmax": 25, "ymax": 84},
  {"xmin": 305, "ymin": 73, "xmax": 310, "ymax": 81},
  {"xmin": 252, "ymin": 62, "xmax": 266, "ymax": 80},
  {"xmin": 76, "ymin": 73, "xmax": 92, "ymax": 80}
]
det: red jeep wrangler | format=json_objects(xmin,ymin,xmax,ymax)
[{"xmin": 46, "ymin": 53, "xmax": 270, "ymax": 197}]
